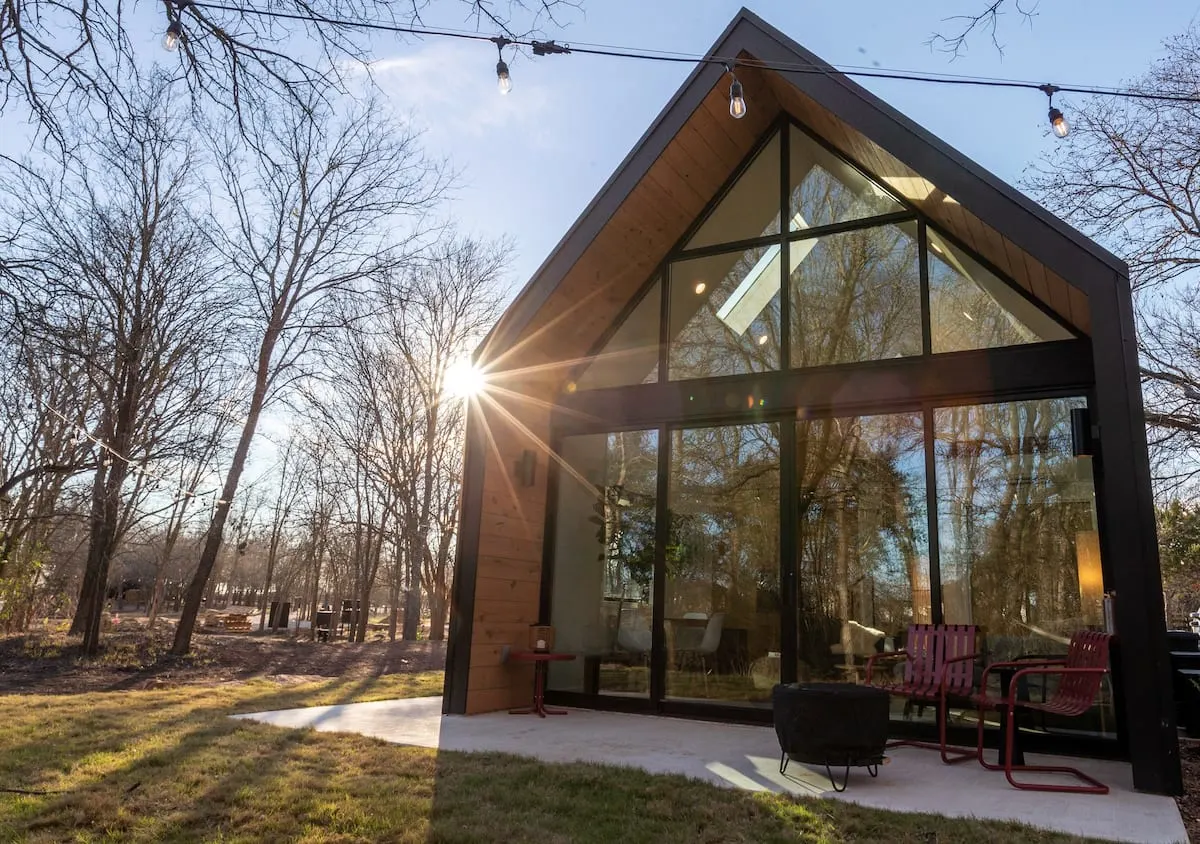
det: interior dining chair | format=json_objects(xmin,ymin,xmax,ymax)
[{"xmin": 682, "ymin": 612, "xmax": 724, "ymax": 693}]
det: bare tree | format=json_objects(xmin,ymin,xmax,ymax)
[
  {"xmin": 144, "ymin": 401, "xmax": 236, "ymax": 625},
  {"xmin": 258, "ymin": 434, "xmax": 306, "ymax": 631},
  {"xmin": 388, "ymin": 235, "xmax": 507, "ymax": 639},
  {"xmin": 170, "ymin": 95, "xmax": 445, "ymax": 655},
  {"xmin": 927, "ymin": 1, "xmax": 1039, "ymax": 57},
  {"xmin": 1024, "ymin": 26, "xmax": 1200, "ymax": 487},
  {"xmin": 1, "ymin": 84, "xmax": 230, "ymax": 654},
  {"xmin": 0, "ymin": 0, "xmax": 579, "ymax": 150}
]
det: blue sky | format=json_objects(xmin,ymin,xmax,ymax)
[
  {"xmin": 364, "ymin": 0, "xmax": 1200, "ymax": 291},
  {"xmin": 3, "ymin": 1, "xmax": 1197, "ymax": 484},
  {"xmin": 3, "ymin": 1, "xmax": 1197, "ymax": 291}
]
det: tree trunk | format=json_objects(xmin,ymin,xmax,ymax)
[
  {"xmin": 387, "ymin": 564, "xmax": 401, "ymax": 642},
  {"xmin": 69, "ymin": 463, "xmax": 110, "ymax": 637},
  {"xmin": 171, "ymin": 323, "xmax": 280, "ymax": 656},
  {"xmin": 147, "ymin": 506, "xmax": 188, "ymax": 626},
  {"xmin": 259, "ymin": 531, "xmax": 282, "ymax": 631},
  {"xmin": 79, "ymin": 463, "xmax": 128, "ymax": 655},
  {"xmin": 428, "ymin": 586, "xmax": 448, "ymax": 641},
  {"xmin": 307, "ymin": 549, "xmax": 323, "ymax": 642}
]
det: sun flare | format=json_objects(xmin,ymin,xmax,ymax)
[{"xmin": 445, "ymin": 358, "xmax": 487, "ymax": 399}]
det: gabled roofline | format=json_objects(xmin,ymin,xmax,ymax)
[
  {"xmin": 480, "ymin": 8, "xmax": 1127, "ymax": 363},
  {"xmin": 730, "ymin": 9, "xmax": 1127, "ymax": 274}
]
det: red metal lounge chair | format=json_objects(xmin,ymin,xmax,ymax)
[
  {"xmin": 972, "ymin": 630, "xmax": 1112, "ymax": 794},
  {"xmin": 865, "ymin": 623, "xmax": 979, "ymax": 764}
]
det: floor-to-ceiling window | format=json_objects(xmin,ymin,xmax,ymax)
[
  {"xmin": 794, "ymin": 412, "xmax": 930, "ymax": 684},
  {"xmin": 665, "ymin": 423, "xmax": 780, "ymax": 705},
  {"xmin": 935, "ymin": 397, "xmax": 1115, "ymax": 737},
  {"xmin": 546, "ymin": 430, "xmax": 658, "ymax": 698}
]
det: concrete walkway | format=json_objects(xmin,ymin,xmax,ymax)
[{"xmin": 233, "ymin": 697, "xmax": 1187, "ymax": 844}]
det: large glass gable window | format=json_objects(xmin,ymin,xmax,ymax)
[
  {"xmin": 572, "ymin": 122, "xmax": 1076, "ymax": 391},
  {"xmin": 789, "ymin": 126, "xmax": 904, "ymax": 230},
  {"xmin": 574, "ymin": 278, "xmax": 661, "ymax": 390},
  {"xmin": 790, "ymin": 222, "xmax": 922, "ymax": 367}
]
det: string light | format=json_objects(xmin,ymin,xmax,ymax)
[
  {"xmin": 492, "ymin": 36, "xmax": 512, "ymax": 95},
  {"xmin": 162, "ymin": 19, "xmax": 184, "ymax": 52},
  {"xmin": 182, "ymin": 1, "xmax": 1200, "ymax": 130},
  {"xmin": 1040, "ymin": 84, "xmax": 1069, "ymax": 138},
  {"xmin": 726, "ymin": 64, "xmax": 747, "ymax": 119}
]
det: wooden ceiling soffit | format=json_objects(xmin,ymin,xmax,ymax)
[{"xmin": 495, "ymin": 67, "xmax": 782, "ymax": 383}]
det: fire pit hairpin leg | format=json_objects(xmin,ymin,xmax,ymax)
[{"xmin": 779, "ymin": 753, "xmax": 881, "ymax": 792}]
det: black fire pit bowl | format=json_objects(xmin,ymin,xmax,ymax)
[{"xmin": 772, "ymin": 682, "xmax": 890, "ymax": 791}]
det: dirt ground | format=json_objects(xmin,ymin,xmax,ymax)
[
  {"xmin": 0, "ymin": 617, "xmax": 446, "ymax": 695},
  {"xmin": 1176, "ymin": 740, "xmax": 1200, "ymax": 842}
]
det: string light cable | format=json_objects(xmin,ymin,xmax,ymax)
[
  {"xmin": 33, "ymin": 398, "xmax": 231, "ymax": 506},
  {"xmin": 167, "ymin": 0, "xmax": 1200, "ymax": 134}
]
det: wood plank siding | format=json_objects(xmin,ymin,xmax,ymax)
[{"xmin": 465, "ymin": 384, "xmax": 551, "ymax": 713}]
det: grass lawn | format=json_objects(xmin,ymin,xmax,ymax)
[{"xmin": 0, "ymin": 672, "xmax": 1105, "ymax": 843}]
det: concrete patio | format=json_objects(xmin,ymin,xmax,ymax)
[{"xmin": 233, "ymin": 697, "xmax": 1186, "ymax": 843}]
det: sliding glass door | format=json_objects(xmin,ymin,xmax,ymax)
[
  {"xmin": 544, "ymin": 395, "xmax": 1112, "ymax": 740},
  {"xmin": 793, "ymin": 412, "xmax": 930, "ymax": 684},
  {"xmin": 546, "ymin": 430, "xmax": 658, "ymax": 698},
  {"xmin": 665, "ymin": 423, "xmax": 781, "ymax": 706}
]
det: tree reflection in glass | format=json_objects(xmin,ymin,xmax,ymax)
[
  {"xmin": 935, "ymin": 398, "xmax": 1114, "ymax": 737},
  {"xmin": 794, "ymin": 413, "xmax": 929, "ymax": 684},
  {"xmin": 666, "ymin": 423, "xmax": 780, "ymax": 704}
]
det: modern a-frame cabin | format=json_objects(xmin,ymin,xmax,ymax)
[{"xmin": 443, "ymin": 10, "xmax": 1182, "ymax": 794}]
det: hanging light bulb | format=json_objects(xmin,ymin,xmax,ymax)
[
  {"xmin": 1039, "ymin": 84, "xmax": 1068, "ymax": 139},
  {"xmin": 162, "ymin": 19, "xmax": 183, "ymax": 51},
  {"xmin": 729, "ymin": 77, "xmax": 747, "ymax": 119},
  {"xmin": 1048, "ymin": 106, "xmax": 1070, "ymax": 138},
  {"xmin": 496, "ymin": 59, "xmax": 512, "ymax": 95},
  {"xmin": 491, "ymin": 37, "xmax": 513, "ymax": 96}
]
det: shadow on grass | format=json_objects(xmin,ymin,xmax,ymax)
[
  {"xmin": 0, "ymin": 675, "xmax": 1103, "ymax": 844},
  {"xmin": 0, "ymin": 674, "xmax": 440, "ymax": 831}
]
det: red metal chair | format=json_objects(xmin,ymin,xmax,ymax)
[
  {"xmin": 865, "ymin": 624, "xmax": 979, "ymax": 764},
  {"xmin": 972, "ymin": 630, "xmax": 1112, "ymax": 794}
]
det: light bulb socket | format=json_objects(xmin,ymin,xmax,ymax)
[{"xmin": 496, "ymin": 59, "xmax": 511, "ymax": 94}]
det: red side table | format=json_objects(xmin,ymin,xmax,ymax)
[{"xmin": 507, "ymin": 651, "xmax": 576, "ymax": 717}]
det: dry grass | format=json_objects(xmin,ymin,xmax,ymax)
[{"xmin": 0, "ymin": 673, "xmax": 1105, "ymax": 843}]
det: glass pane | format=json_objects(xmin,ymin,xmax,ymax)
[
  {"xmin": 794, "ymin": 413, "xmax": 930, "ymax": 691},
  {"xmin": 686, "ymin": 133, "xmax": 781, "ymax": 250},
  {"xmin": 935, "ymin": 398, "xmax": 1114, "ymax": 738},
  {"xmin": 547, "ymin": 430, "xmax": 659, "ymax": 698},
  {"xmin": 668, "ymin": 246, "xmax": 781, "ymax": 380},
  {"xmin": 666, "ymin": 424, "xmax": 780, "ymax": 706},
  {"xmin": 928, "ymin": 230, "xmax": 1074, "ymax": 353},
  {"xmin": 572, "ymin": 278, "xmax": 660, "ymax": 391},
  {"xmin": 789, "ymin": 126, "xmax": 903, "ymax": 231},
  {"xmin": 789, "ymin": 222, "xmax": 922, "ymax": 368}
]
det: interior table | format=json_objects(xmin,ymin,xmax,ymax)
[{"xmin": 508, "ymin": 651, "xmax": 576, "ymax": 717}]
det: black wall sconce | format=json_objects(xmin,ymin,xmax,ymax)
[
  {"xmin": 1071, "ymin": 407, "xmax": 1095, "ymax": 457},
  {"xmin": 515, "ymin": 449, "xmax": 537, "ymax": 487}
]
